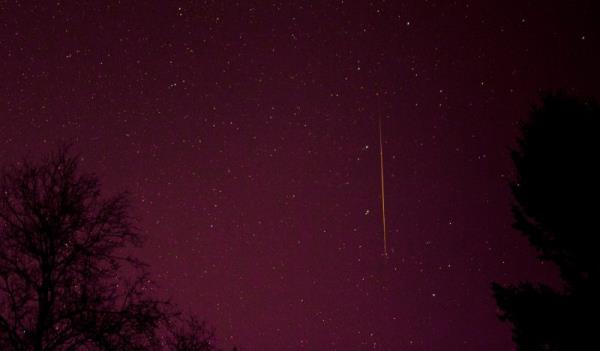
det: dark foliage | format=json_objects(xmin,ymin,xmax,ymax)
[
  {"xmin": 0, "ymin": 147, "xmax": 226, "ymax": 351},
  {"xmin": 492, "ymin": 93, "xmax": 600, "ymax": 350}
]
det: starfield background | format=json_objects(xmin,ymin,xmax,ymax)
[{"xmin": 1, "ymin": 1, "xmax": 599, "ymax": 350}]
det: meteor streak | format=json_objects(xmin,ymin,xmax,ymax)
[{"xmin": 379, "ymin": 116, "xmax": 388, "ymax": 257}]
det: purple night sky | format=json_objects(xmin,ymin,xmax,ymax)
[{"xmin": 2, "ymin": 1, "xmax": 599, "ymax": 350}]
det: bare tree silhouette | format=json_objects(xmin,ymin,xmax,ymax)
[
  {"xmin": 492, "ymin": 93, "xmax": 600, "ymax": 350},
  {"xmin": 166, "ymin": 316, "xmax": 218, "ymax": 351},
  {"xmin": 0, "ymin": 147, "xmax": 170, "ymax": 350}
]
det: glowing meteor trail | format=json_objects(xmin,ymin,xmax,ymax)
[{"xmin": 379, "ymin": 116, "xmax": 388, "ymax": 257}]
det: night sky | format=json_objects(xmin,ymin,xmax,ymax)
[{"xmin": 2, "ymin": 1, "xmax": 600, "ymax": 350}]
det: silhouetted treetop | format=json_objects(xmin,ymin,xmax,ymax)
[
  {"xmin": 166, "ymin": 316, "xmax": 217, "ymax": 351},
  {"xmin": 493, "ymin": 93, "xmax": 600, "ymax": 351},
  {"xmin": 0, "ymin": 147, "xmax": 235, "ymax": 351},
  {"xmin": 0, "ymin": 147, "xmax": 167, "ymax": 350},
  {"xmin": 511, "ymin": 93, "xmax": 600, "ymax": 290}
]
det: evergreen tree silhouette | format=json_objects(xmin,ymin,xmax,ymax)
[{"xmin": 492, "ymin": 93, "xmax": 600, "ymax": 350}]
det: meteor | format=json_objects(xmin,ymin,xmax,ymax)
[{"xmin": 379, "ymin": 116, "xmax": 388, "ymax": 257}]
